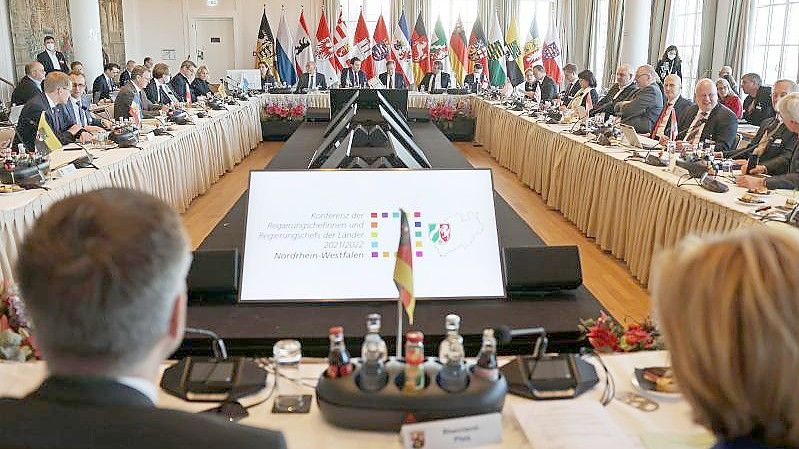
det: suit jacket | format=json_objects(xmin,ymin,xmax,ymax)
[
  {"xmin": 170, "ymin": 73, "xmax": 196, "ymax": 103},
  {"xmin": 11, "ymin": 76, "xmax": 43, "ymax": 106},
  {"xmin": 339, "ymin": 67, "xmax": 367, "ymax": 88},
  {"xmin": 378, "ymin": 72, "xmax": 407, "ymax": 89},
  {"xmin": 590, "ymin": 82, "xmax": 637, "ymax": 116},
  {"xmin": 463, "ymin": 73, "xmax": 488, "ymax": 93},
  {"xmin": 295, "ymin": 72, "xmax": 328, "ymax": 93},
  {"xmin": 119, "ymin": 69, "xmax": 133, "ymax": 87},
  {"xmin": 419, "ymin": 72, "xmax": 452, "ymax": 92},
  {"xmin": 616, "ymin": 84, "xmax": 664, "ymax": 134},
  {"xmin": 114, "ymin": 81, "xmax": 162, "ymax": 119},
  {"xmin": 676, "ymin": 103, "xmax": 739, "ymax": 155},
  {"xmin": 261, "ymin": 74, "xmax": 277, "ymax": 91},
  {"xmin": 765, "ymin": 140, "xmax": 799, "ymax": 190},
  {"xmin": 144, "ymin": 79, "xmax": 171, "ymax": 105},
  {"xmin": 62, "ymin": 96, "xmax": 102, "ymax": 128},
  {"xmin": 732, "ymin": 117, "xmax": 797, "ymax": 175},
  {"xmin": 529, "ymin": 76, "xmax": 557, "ymax": 100},
  {"xmin": 93, "ymin": 74, "xmax": 116, "ymax": 103},
  {"xmin": 191, "ymin": 78, "xmax": 212, "ymax": 97},
  {"xmin": 0, "ymin": 376, "xmax": 286, "ymax": 449},
  {"xmin": 743, "ymin": 85, "xmax": 775, "ymax": 126},
  {"xmin": 651, "ymin": 96, "xmax": 694, "ymax": 138},
  {"xmin": 36, "ymin": 50, "xmax": 68, "ymax": 73},
  {"xmin": 561, "ymin": 80, "xmax": 581, "ymax": 102},
  {"xmin": 14, "ymin": 93, "xmax": 74, "ymax": 151},
  {"xmin": 711, "ymin": 437, "xmax": 773, "ymax": 449}
]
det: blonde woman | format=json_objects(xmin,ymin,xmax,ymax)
[
  {"xmin": 190, "ymin": 65, "xmax": 212, "ymax": 98},
  {"xmin": 717, "ymin": 77, "xmax": 743, "ymax": 118},
  {"xmin": 652, "ymin": 228, "xmax": 799, "ymax": 449}
]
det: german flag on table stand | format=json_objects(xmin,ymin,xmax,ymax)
[{"xmin": 393, "ymin": 208, "xmax": 415, "ymax": 356}]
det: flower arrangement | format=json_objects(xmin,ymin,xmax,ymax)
[
  {"xmin": 427, "ymin": 97, "xmax": 473, "ymax": 123},
  {"xmin": 262, "ymin": 98, "xmax": 307, "ymax": 122},
  {"xmin": 578, "ymin": 311, "xmax": 664, "ymax": 353},
  {"xmin": 0, "ymin": 283, "xmax": 38, "ymax": 361}
]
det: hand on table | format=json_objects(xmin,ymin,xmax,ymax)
[{"xmin": 736, "ymin": 175, "xmax": 767, "ymax": 191}]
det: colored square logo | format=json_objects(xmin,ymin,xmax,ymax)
[
  {"xmin": 371, "ymin": 231, "xmax": 378, "ymax": 238},
  {"xmin": 414, "ymin": 212, "xmax": 421, "ymax": 217},
  {"xmin": 415, "ymin": 251, "xmax": 423, "ymax": 257},
  {"xmin": 415, "ymin": 241, "xmax": 423, "ymax": 248},
  {"xmin": 371, "ymin": 222, "xmax": 378, "ymax": 228},
  {"xmin": 371, "ymin": 241, "xmax": 378, "ymax": 248},
  {"xmin": 414, "ymin": 221, "xmax": 421, "ymax": 228},
  {"xmin": 382, "ymin": 251, "xmax": 389, "ymax": 258},
  {"xmin": 415, "ymin": 231, "xmax": 422, "ymax": 238},
  {"xmin": 393, "ymin": 212, "xmax": 400, "ymax": 218},
  {"xmin": 371, "ymin": 212, "xmax": 378, "ymax": 218},
  {"xmin": 371, "ymin": 252, "xmax": 379, "ymax": 258},
  {"xmin": 382, "ymin": 212, "xmax": 389, "ymax": 218}
]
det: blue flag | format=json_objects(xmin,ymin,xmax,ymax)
[{"xmin": 276, "ymin": 12, "xmax": 297, "ymax": 85}]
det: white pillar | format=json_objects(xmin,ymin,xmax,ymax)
[
  {"xmin": 0, "ymin": 0, "xmax": 15, "ymax": 83},
  {"xmin": 69, "ymin": 0, "xmax": 104, "ymax": 81},
  {"xmin": 619, "ymin": 0, "xmax": 652, "ymax": 69}
]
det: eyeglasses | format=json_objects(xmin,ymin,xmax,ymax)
[{"xmin": 74, "ymin": 83, "xmax": 86, "ymax": 87}]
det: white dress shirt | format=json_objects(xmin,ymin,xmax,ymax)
[
  {"xmin": 116, "ymin": 376, "xmax": 158, "ymax": 403},
  {"xmin": 428, "ymin": 73, "xmax": 442, "ymax": 91},
  {"xmin": 46, "ymin": 50, "xmax": 60, "ymax": 70},
  {"xmin": 613, "ymin": 81, "xmax": 634, "ymax": 100},
  {"xmin": 70, "ymin": 97, "xmax": 85, "ymax": 126}
]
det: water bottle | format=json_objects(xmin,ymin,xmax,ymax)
[
  {"xmin": 437, "ymin": 314, "xmax": 468, "ymax": 393},
  {"xmin": 473, "ymin": 329, "xmax": 499, "ymax": 381},
  {"xmin": 359, "ymin": 314, "xmax": 388, "ymax": 392},
  {"xmin": 403, "ymin": 331, "xmax": 425, "ymax": 393}
]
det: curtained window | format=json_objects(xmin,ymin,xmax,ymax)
[
  {"xmin": 744, "ymin": 0, "xmax": 799, "ymax": 83},
  {"xmin": 518, "ymin": 0, "xmax": 552, "ymax": 41},
  {"xmin": 666, "ymin": 0, "xmax": 703, "ymax": 95},
  {"xmin": 340, "ymin": 0, "xmax": 392, "ymax": 41},
  {"xmin": 428, "ymin": 0, "xmax": 479, "ymax": 38},
  {"xmin": 590, "ymin": 0, "xmax": 610, "ymax": 86}
]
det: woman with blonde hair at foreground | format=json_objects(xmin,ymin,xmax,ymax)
[{"xmin": 652, "ymin": 227, "xmax": 799, "ymax": 449}]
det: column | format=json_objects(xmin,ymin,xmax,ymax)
[
  {"xmin": 69, "ymin": 0, "xmax": 104, "ymax": 81},
  {"xmin": 619, "ymin": 0, "xmax": 652, "ymax": 69},
  {"xmin": 0, "ymin": 0, "xmax": 15, "ymax": 84}
]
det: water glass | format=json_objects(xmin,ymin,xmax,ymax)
[{"xmin": 272, "ymin": 339, "xmax": 305, "ymax": 412}]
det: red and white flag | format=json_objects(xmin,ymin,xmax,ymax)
[
  {"xmin": 542, "ymin": 15, "xmax": 563, "ymax": 84},
  {"xmin": 371, "ymin": 14, "xmax": 391, "ymax": 81},
  {"xmin": 315, "ymin": 9, "xmax": 339, "ymax": 85},
  {"xmin": 391, "ymin": 10, "xmax": 414, "ymax": 86},
  {"xmin": 332, "ymin": 10, "xmax": 350, "ymax": 74},
  {"xmin": 353, "ymin": 11, "xmax": 374, "ymax": 79},
  {"xmin": 294, "ymin": 9, "xmax": 314, "ymax": 76}
]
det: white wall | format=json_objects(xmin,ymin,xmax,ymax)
[
  {"xmin": 0, "ymin": 0, "xmax": 15, "ymax": 102},
  {"xmin": 122, "ymin": 0, "xmax": 323, "ymax": 74}
]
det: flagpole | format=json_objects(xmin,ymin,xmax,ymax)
[{"xmin": 396, "ymin": 298, "xmax": 403, "ymax": 358}]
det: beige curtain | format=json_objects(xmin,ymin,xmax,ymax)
[
  {"xmin": 697, "ymin": 0, "xmax": 719, "ymax": 80},
  {"xmin": 647, "ymin": 0, "xmax": 671, "ymax": 66},
  {"xmin": 323, "ymin": 0, "xmax": 339, "ymax": 30},
  {"xmin": 724, "ymin": 0, "xmax": 751, "ymax": 78},
  {"xmin": 603, "ymin": 0, "xmax": 624, "ymax": 87},
  {"xmin": 557, "ymin": 0, "xmax": 598, "ymax": 73}
]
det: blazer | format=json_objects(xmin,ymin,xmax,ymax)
[
  {"xmin": 655, "ymin": 57, "xmax": 682, "ymax": 81},
  {"xmin": 114, "ymin": 81, "xmax": 162, "ymax": 119},
  {"xmin": 378, "ymin": 71, "xmax": 407, "ymax": 89},
  {"xmin": 712, "ymin": 436, "xmax": 780, "ymax": 449},
  {"xmin": 530, "ymin": 76, "xmax": 557, "ymax": 100},
  {"xmin": 590, "ymin": 82, "xmax": 637, "ymax": 116},
  {"xmin": 11, "ymin": 76, "xmax": 43, "ymax": 106},
  {"xmin": 92, "ymin": 73, "xmax": 116, "ymax": 103},
  {"xmin": 765, "ymin": 140, "xmax": 799, "ymax": 190},
  {"xmin": 144, "ymin": 79, "xmax": 172, "ymax": 105},
  {"xmin": 561, "ymin": 80, "xmax": 581, "ymax": 103},
  {"xmin": 340, "ymin": 67, "xmax": 367, "ymax": 88},
  {"xmin": 616, "ymin": 84, "xmax": 664, "ymax": 134},
  {"xmin": 743, "ymin": 85, "xmax": 775, "ymax": 126},
  {"xmin": 463, "ymin": 73, "xmax": 488, "ymax": 93},
  {"xmin": 295, "ymin": 72, "xmax": 328, "ymax": 93},
  {"xmin": 676, "ymin": 103, "xmax": 739, "ymax": 155},
  {"xmin": 62, "ymin": 96, "xmax": 102, "ymax": 128},
  {"xmin": 170, "ymin": 73, "xmax": 196, "ymax": 103},
  {"xmin": 191, "ymin": 78, "xmax": 212, "ymax": 97},
  {"xmin": 14, "ymin": 93, "xmax": 74, "ymax": 151},
  {"xmin": 36, "ymin": 50, "xmax": 68, "ymax": 73},
  {"xmin": 119, "ymin": 69, "xmax": 133, "ymax": 87},
  {"xmin": 418, "ymin": 72, "xmax": 452, "ymax": 92},
  {"xmin": 732, "ymin": 117, "xmax": 797, "ymax": 175},
  {"xmin": 0, "ymin": 376, "xmax": 286, "ymax": 449},
  {"xmin": 261, "ymin": 74, "xmax": 277, "ymax": 91}
]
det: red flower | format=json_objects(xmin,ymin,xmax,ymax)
[{"xmin": 587, "ymin": 326, "xmax": 619, "ymax": 353}]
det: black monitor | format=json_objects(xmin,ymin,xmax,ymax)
[
  {"xmin": 376, "ymin": 91, "xmax": 413, "ymax": 137},
  {"xmin": 320, "ymin": 130, "xmax": 355, "ymax": 169},
  {"xmin": 330, "ymin": 88, "xmax": 408, "ymax": 119},
  {"xmin": 378, "ymin": 104, "xmax": 431, "ymax": 168},
  {"xmin": 324, "ymin": 90, "xmax": 359, "ymax": 137},
  {"xmin": 308, "ymin": 104, "xmax": 358, "ymax": 169},
  {"xmin": 386, "ymin": 132, "xmax": 422, "ymax": 169}
]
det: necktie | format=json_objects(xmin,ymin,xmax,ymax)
[
  {"xmin": 685, "ymin": 111, "xmax": 708, "ymax": 143},
  {"xmin": 388, "ymin": 74, "xmax": 392, "ymax": 89},
  {"xmin": 76, "ymin": 101, "xmax": 85, "ymax": 126},
  {"xmin": 310, "ymin": 73, "xmax": 315, "ymax": 90},
  {"xmin": 651, "ymin": 103, "xmax": 674, "ymax": 139},
  {"xmin": 753, "ymin": 121, "xmax": 782, "ymax": 156},
  {"xmin": 51, "ymin": 106, "xmax": 61, "ymax": 131},
  {"xmin": 429, "ymin": 74, "xmax": 435, "ymax": 92},
  {"xmin": 349, "ymin": 70, "xmax": 354, "ymax": 87}
]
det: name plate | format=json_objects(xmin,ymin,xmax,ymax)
[
  {"xmin": 55, "ymin": 164, "xmax": 78, "ymax": 177},
  {"xmin": 400, "ymin": 413, "xmax": 502, "ymax": 449}
]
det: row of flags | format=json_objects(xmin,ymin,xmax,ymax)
[{"xmin": 254, "ymin": 8, "xmax": 563, "ymax": 89}]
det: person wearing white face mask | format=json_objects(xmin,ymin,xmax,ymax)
[
  {"xmin": 36, "ymin": 35, "xmax": 69, "ymax": 74},
  {"xmin": 655, "ymin": 45, "xmax": 682, "ymax": 82},
  {"xmin": 463, "ymin": 63, "xmax": 487, "ymax": 93}
]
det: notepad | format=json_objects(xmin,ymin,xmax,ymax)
[{"xmin": 512, "ymin": 400, "xmax": 644, "ymax": 449}]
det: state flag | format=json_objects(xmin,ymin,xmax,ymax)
[
  {"xmin": 276, "ymin": 11, "xmax": 297, "ymax": 85},
  {"xmin": 255, "ymin": 9, "xmax": 278, "ymax": 79},
  {"xmin": 371, "ymin": 14, "xmax": 391, "ymax": 81},
  {"xmin": 467, "ymin": 18, "xmax": 488, "ymax": 74},
  {"xmin": 36, "ymin": 111, "xmax": 61, "ymax": 153},
  {"xmin": 332, "ymin": 10, "xmax": 351, "ymax": 73},
  {"xmin": 449, "ymin": 16, "xmax": 468, "ymax": 84},
  {"xmin": 487, "ymin": 10, "xmax": 507, "ymax": 87},
  {"xmin": 393, "ymin": 209, "xmax": 415, "ymax": 324},
  {"xmin": 505, "ymin": 18, "xmax": 525, "ymax": 87},
  {"xmin": 522, "ymin": 17, "xmax": 543, "ymax": 70},
  {"xmin": 431, "ymin": 17, "xmax": 449, "ymax": 72},
  {"xmin": 391, "ymin": 11, "xmax": 414, "ymax": 86},
  {"xmin": 315, "ymin": 9, "xmax": 339, "ymax": 86},
  {"xmin": 294, "ymin": 9, "xmax": 314, "ymax": 76},
  {"xmin": 354, "ymin": 11, "xmax": 374, "ymax": 79},
  {"xmin": 542, "ymin": 14, "xmax": 563, "ymax": 84},
  {"xmin": 410, "ymin": 11, "xmax": 430, "ymax": 85}
]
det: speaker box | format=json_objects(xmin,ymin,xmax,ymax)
[
  {"xmin": 503, "ymin": 246, "xmax": 582, "ymax": 294},
  {"xmin": 187, "ymin": 249, "xmax": 239, "ymax": 302}
]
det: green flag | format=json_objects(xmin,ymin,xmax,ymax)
[
  {"xmin": 487, "ymin": 10, "xmax": 507, "ymax": 86},
  {"xmin": 431, "ymin": 16, "xmax": 449, "ymax": 72},
  {"xmin": 505, "ymin": 19, "xmax": 525, "ymax": 86}
]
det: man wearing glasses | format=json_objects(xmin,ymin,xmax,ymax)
[
  {"xmin": 64, "ymin": 72, "xmax": 108, "ymax": 134},
  {"xmin": 614, "ymin": 64, "xmax": 665, "ymax": 134}
]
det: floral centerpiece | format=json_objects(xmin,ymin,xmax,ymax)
[
  {"xmin": 261, "ymin": 97, "xmax": 307, "ymax": 141},
  {"xmin": 578, "ymin": 311, "xmax": 664, "ymax": 353},
  {"xmin": 0, "ymin": 283, "xmax": 38, "ymax": 361},
  {"xmin": 427, "ymin": 97, "xmax": 475, "ymax": 141}
]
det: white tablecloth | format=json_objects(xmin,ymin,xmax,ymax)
[
  {"xmin": 259, "ymin": 91, "xmax": 470, "ymax": 110},
  {"xmin": 0, "ymin": 97, "xmax": 263, "ymax": 283},
  {"xmin": 0, "ymin": 351, "xmax": 710, "ymax": 448}
]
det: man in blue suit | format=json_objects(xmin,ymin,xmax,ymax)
[
  {"xmin": 92, "ymin": 63, "xmax": 120, "ymax": 103},
  {"xmin": 340, "ymin": 57, "xmax": 367, "ymax": 88},
  {"xmin": 64, "ymin": 72, "xmax": 106, "ymax": 134},
  {"xmin": 169, "ymin": 60, "xmax": 197, "ymax": 103}
]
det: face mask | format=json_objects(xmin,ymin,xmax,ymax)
[
  {"xmin": 46, "ymin": 43, "xmax": 55, "ymax": 52},
  {"xmin": 668, "ymin": 52, "xmax": 676, "ymax": 60},
  {"xmin": 474, "ymin": 71, "xmax": 482, "ymax": 77}
]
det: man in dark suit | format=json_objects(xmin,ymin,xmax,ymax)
[
  {"xmin": 92, "ymin": 63, "xmax": 120, "ymax": 103},
  {"xmin": 590, "ymin": 63, "xmax": 637, "ymax": 117},
  {"xmin": 295, "ymin": 60, "xmax": 328, "ymax": 93},
  {"xmin": 615, "ymin": 64, "xmax": 664, "ymax": 134},
  {"xmin": 11, "ymin": 61, "xmax": 46, "ymax": 106},
  {"xmin": 561, "ymin": 63, "xmax": 580, "ymax": 103},
  {"xmin": 737, "ymin": 92, "xmax": 799, "ymax": 191},
  {"xmin": 169, "ymin": 59, "xmax": 197, "ymax": 103},
  {"xmin": 114, "ymin": 65, "xmax": 165, "ymax": 119},
  {"xmin": 1, "ymin": 188, "xmax": 287, "ymax": 449},
  {"xmin": 119, "ymin": 60, "xmax": 136, "ymax": 86},
  {"xmin": 64, "ymin": 72, "xmax": 106, "ymax": 133},
  {"xmin": 36, "ymin": 36, "xmax": 69, "ymax": 74},
  {"xmin": 731, "ymin": 79, "xmax": 799, "ymax": 175},
  {"xmin": 463, "ymin": 63, "xmax": 488, "ymax": 93},
  {"xmin": 340, "ymin": 57, "xmax": 368, "ymax": 88},
  {"xmin": 419, "ymin": 60, "xmax": 452, "ymax": 92},
  {"xmin": 378, "ymin": 60, "xmax": 406, "ymax": 89},
  {"xmin": 14, "ymin": 72, "xmax": 88, "ymax": 151},
  {"xmin": 741, "ymin": 73, "xmax": 775, "ymax": 126},
  {"xmin": 651, "ymin": 74, "xmax": 693, "ymax": 140},
  {"xmin": 675, "ymin": 79, "xmax": 738, "ymax": 155},
  {"xmin": 522, "ymin": 65, "xmax": 556, "ymax": 101}
]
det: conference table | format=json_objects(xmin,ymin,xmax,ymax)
[
  {"xmin": 0, "ymin": 351, "xmax": 711, "ymax": 448},
  {"xmin": 471, "ymin": 98, "xmax": 796, "ymax": 285}
]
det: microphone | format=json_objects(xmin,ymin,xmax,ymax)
[
  {"xmin": 225, "ymin": 76, "xmax": 241, "ymax": 87},
  {"xmin": 185, "ymin": 326, "xmax": 228, "ymax": 360},
  {"xmin": 493, "ymin": 325, "xmax": 548, "ymax": 358},
  {"xmin": 675, "ymin": 159, "xmax": 729, "ymax": 192}
]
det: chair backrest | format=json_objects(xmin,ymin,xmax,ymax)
[{"xmin": 734, "ymin": 133, "xmax": 743, "ymax": 150}]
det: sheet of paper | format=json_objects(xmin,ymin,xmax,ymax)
[
  {"xmin": 639, "ymin": 432, "xmax": 715, "ymax": 449},
  {"xmin": 512, "ymin": 400, "xmax": 643, "ymax": 449}
]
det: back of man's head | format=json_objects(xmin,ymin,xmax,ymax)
[
  {"xmin": 16, "ymin": 188, "xmax": 190, "ymax": 374},
  {"xmin": 42, "ymin": 71, "xmax": 70, "ymax": 93}
]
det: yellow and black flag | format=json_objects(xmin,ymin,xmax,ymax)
[
  {"xmin": 35, "ymin": 111, "xmax": 62, "ymax": 154},
  {"xmin": 505, "ymin": 19, "xmax": 525, "ymax": 87},
  {"xmin": 255, "ymin": 9, "xmax": 279, "ymax": 80}
]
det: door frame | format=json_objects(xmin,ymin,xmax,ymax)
[{"xmin": 188, "ymin": 16, "xmax": 236, "ymax": 77}]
